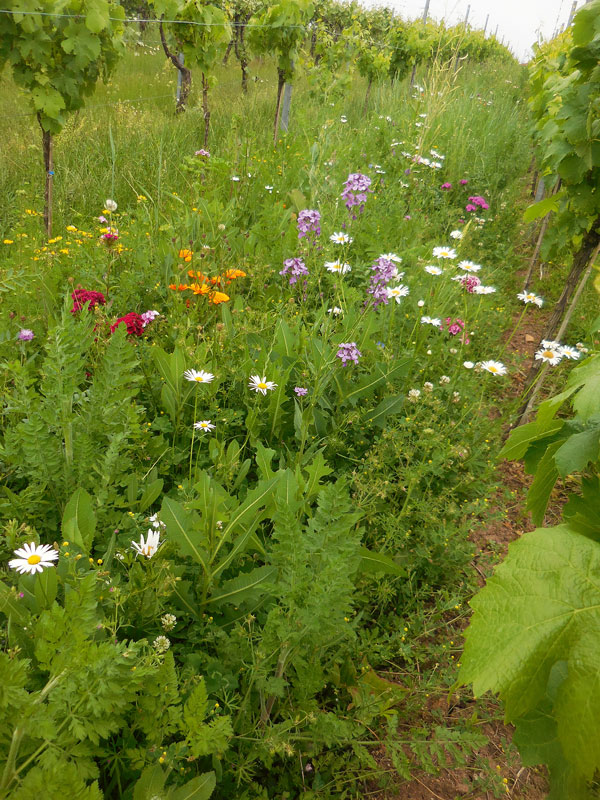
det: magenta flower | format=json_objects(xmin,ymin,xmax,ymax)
[
  {"xmin": 280, "ymin": 257, "xmax": 309, "ymax": 285},
  {"xmin": 195, "ymin": 149, "xmax": 210, "ymax": 157},
  {"xmin": 460, "ymin": 179, "xmax": 469, "ymax": 185},
  {"xmin": 465, "ymin": 204, "xmax": 477, "ymax": 212},
  {"xmin": 467, "ymin": 195, "xmax": 489, "ymax": 210},
  {"xmin": 336, "ymin": 342, "xmax": 362, "ymax": 366},
  {"xmin": 441, "ymin": 182, "xmax": 453, "ymax": 190},
  {"xmin": 17, "ymin": 329, "xmax": 34, "ymax": 341}
]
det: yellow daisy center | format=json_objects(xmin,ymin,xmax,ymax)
[
  {"xmin": 195, "ymin": 376, "xmax": 204, "ymax": 381},
  {"xmin": 27, "ymin": 554, "xmax": 41, "ymax": 565},
  {"xmin": 543, "ymin": 350, "xmax": 554, "ymax": 358},
  {"xmin": 488, "ymin": 366, "xmax": 498, "ymax": 373},
  {"xmin": 257, "ymin": 382, "xmax": 267, "ymax": 390}
]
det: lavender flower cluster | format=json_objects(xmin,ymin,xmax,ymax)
[
  {"xmin": 280, "ymin": 257, "xmax": 309, "ymax": 285},
  {"xmin": 336, "ymin": 342, "xmax": 362, "ymax": 366},
  {"xmin": 297, "ymin": 209, "xmax": 321, "ymax": 241},
  {"xmin": 341, "ymin": 172, "xmax": 372, "ymax": 212},
  {"xmin": 367, "ymin": 256, "xmax": 398, "ymax": 307}
]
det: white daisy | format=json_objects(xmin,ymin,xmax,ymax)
[
  {"xmin": 249, "ymin": 375, "xmax": 277, "ymax": 395},
  {"xmin": 325, "ymin": 260, "xmax": 351, "ymax": 274},
  {"xmin": 194, "ymin": 420, "xmax": 216, "ymax": 433},
  {"xmin": 430, "ymin": 150, "xmax": 445, "ymax": 159},
  {"xmin": 330, "ymin": 232, "xmax": 353, "ymax": 244},
  {"xmin": 458, "ymin": 260, "xmax": 481, "ymax": 272},
  {"xmin": 433, "ymin": 246, "xmax": 457, "ymax": 259},
  {"xmin": 535, "ymin": 347, "xmax": 562, "ymax": 366},
  {"xmin": 430, "ymin": 161, "xmax": 443, "ymax": 169},
  {"xmin": 381, "ymin": 253, "xmax": 403, "ymax": 263},
  {"xmin": 9, "ymin": 542, "xmax": 58, "ymax": 575},
  {"xmin": 132, "ymin": 529, "xmax": 162, "ymax": 559},
  {"xmin": 450, "ymin": 230, "xmax": 463, "ymax": 240},
  {"xmin": 183, "ymin": 369, "xmax": 215, "ymax": 384},
  {"xmin": 517, "ymin": 291, "xmax": 543, "ymax": 307},
  {"xmin": 425, "ymin": 265, "xmax": 443, "ymax": 275},
  {"xmin": 265, "ymin": 185, "xmax": 274, "ymax": 192},
  {"xmin": 560, "ymin": 345, "xmax": 580, "ymax": 360},
  {"xmin": 327, "ymin": 307, "xmax": 343, "ymax": 316},
  {"xmin": 480, "ymin": 360, "xmax": 507, "ymax": 376},
  {"xmin": 386, "ymin": 284, "xmax": 410, "ymax": 302},
  {"xmin": 231, "ymin": 176, "xmax": 240, "ymax": 182},
  {"xmin": 421, "ymin": 316, "xmax": 442, "ymax": 327},
  {"xmin": 473, "ymin": 285, "xmax": 497, "ymax": 294},
  {"xmin": 541, "ymin": 339, "xmax": 562, "ymax": 350}
]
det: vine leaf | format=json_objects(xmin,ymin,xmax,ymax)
[{"xmin": 459, "ymin": 525, "xmax": 600, "ymax": 782}]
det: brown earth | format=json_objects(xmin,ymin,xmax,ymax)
[{"xmin": 371, "ymin": 270, "xmax": 558, "ymax": 799}]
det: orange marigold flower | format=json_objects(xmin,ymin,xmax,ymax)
[
  {"xmin": 187, "ymin": 270, "xmax": 207, "ymax": 281},
  {"xmin": 179, "ymin": 249, "xmax": 193, "ymax": 262},
  {"xmin": 225, "ymin": 268, "xmax": 246, "ymax": 279},
  {"xmin": 209, "ymin": 291, "xmax": 229, "ymax": 304},
  {"xmin": 169, "ymin": 283, "xmax": 189, "ymax": 291},
  {"xmin": 190, "ymin": 282, "xmax": 210, "ymax": 295},
  {"xmin": 169, "ymin": 283, "xmax": 177, "ymax": 290}
]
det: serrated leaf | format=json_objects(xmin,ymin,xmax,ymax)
[
  {"xmin": 460, "ymin": 525, "xmax": 600, "ymax": 781},
  {"xmin": 554, "ymin": 427, "xmax": 600, "ymax": 477},
  {"xmin": 523, "ymin": 193, "xmax": 560, "ymax": 222}
]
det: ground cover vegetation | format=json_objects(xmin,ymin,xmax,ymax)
[{"xmin": 0, "ymin": 0, "xmax": 598, "ymax": 797}]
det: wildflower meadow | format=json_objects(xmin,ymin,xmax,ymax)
[{"xmin": 0, "ymin": 0, "xmax": 599, "ymax": 798}]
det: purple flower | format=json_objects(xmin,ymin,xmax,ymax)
[
  {"xmin": 195, "ymin": 149, "xmax": 210, "ymax": 157},
  {"xmin": 141, "ymin": 310, "xmax": 160, "ymax": 327},
  {"xmin": 465, "ymin": 204, "xmax": 477, "ymax": 212},
  {"xmin": 98, "ymin": 215, "xmax": 108, "ymax": 224},
  {"xmin": 341, "ymin": 173, "xmax": 372, "ymax": 212},
  {"xmin": 17, "ymin": 329, "xmax": 34, "ymax": 341},
  {"xmin": 297, "ymin": 209, "xmax": 321, "ymax": 241},
  {"xmin": 294, "ymin": 386, "xmax": 308, "ymax": 396},
  {"xmin": 441, "ymin": 182, "xmax": 452, "ymax": 190},
  {"xmin": 459, "ymin": 179, "xmax": 469, "ymax": 185},
  {"xmin": 336, "ymin": 342, "xmax": 362, "ymax": 366},
  {"xmin": 280, "ymin": 257, "xmax": 309, "ymax": 285},
  {"xmin": 367, "ymin": 256, "xmax": 401, "ymax": 308}
]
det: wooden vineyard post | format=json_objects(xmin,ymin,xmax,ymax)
[
  {"xmin": 410, "ymin": 0, "xmax": 430, "ymax": 87},
  {"xmin": 39, "ymin": 116, "xmax": 53, "ymax": 238}
]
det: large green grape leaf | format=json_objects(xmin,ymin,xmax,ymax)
[{"xmin": 460, "ymin": 525, "xmax": 600, "ymax": 783}]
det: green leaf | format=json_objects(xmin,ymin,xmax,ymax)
[
  {"xmin": 138, "ymin": 478, "xmax": 164, "ymax": 513},
  {"xmin": 86, "ymin": 0, "xmax": 109, "ymax": 33},
  {"xmin": 169, "ymin": 772, "xmax": 216, "ymax": 800},
  {"xmin": 207, "ymin": 566, "xmax": 276, "ymax": 607},
  {"xmin": 554, "ymin": 428, "xmax": 600, "ymax": 477},
  {"xmin": 34, "ymin": 567, "xmax": 57, "ymax": 610},
  {"xmin": 31, "ymin": 86, "xmax": 65, "ymax": 120},
  {"xmin": 527, "ymin": 441, "xmax": 562, "ymax": 525},
  {"xmin": 563, "ymin": 476, "xmax": 600, "ymax": 541},
  {"xmin": 133, "ymin": 765, "xmax": 167, "ymax": 800},
  {"xmin": 363, "ymin": 395, "xmax": 404, "ymax": 428},
  {"xmin": 358, "ymin": 547, "xmax": 407, "ymax": 576},
  {"xmin": 460, "ymin": 525, "xmax": 600, "ymax": 781},
  {"xmin": 523, "ymin": 193, "xmax": 560, "ymax": 222},
  {"xmin": 498, "ymin": 419, "xmax": 564, "ymax": 462},
  {"xmin": 62, "ymin": 488, "xmax": 96, "ymax": 553},
  {"xmin": 161, "ymin": 496, "xmax": 208, "ymax": 571}
]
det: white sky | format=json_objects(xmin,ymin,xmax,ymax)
[{"xmin": 364, "ymin": 0, "xmax": 581, "ymax": 61}]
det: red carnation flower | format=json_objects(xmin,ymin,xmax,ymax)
[
  {"xmin": 71, "ymin": 289, "xmax": 106, "ymax": 313},
  {"xmin": 110, "ymin": 312, "xmax": 144, "ymax": 337}
]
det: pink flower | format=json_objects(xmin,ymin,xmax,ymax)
[
  {"xmin": 460, "ymin": 179, "xmax": 468, "ymax": 185},
  {"xmin": 441, "ymin": 182, "xmax": 452, "ymax": 190},
  {"xmin": 465, "ymin": 204, "xmax": 477, "ymax": 212}
]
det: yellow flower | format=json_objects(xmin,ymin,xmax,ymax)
[
  {"xmin": 66, "ymin": 225, "xmax": 77, "ymax": 232},
  {"xmin": 3, "ymin": 239, "xmax": 13, "ymax": 244}
]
